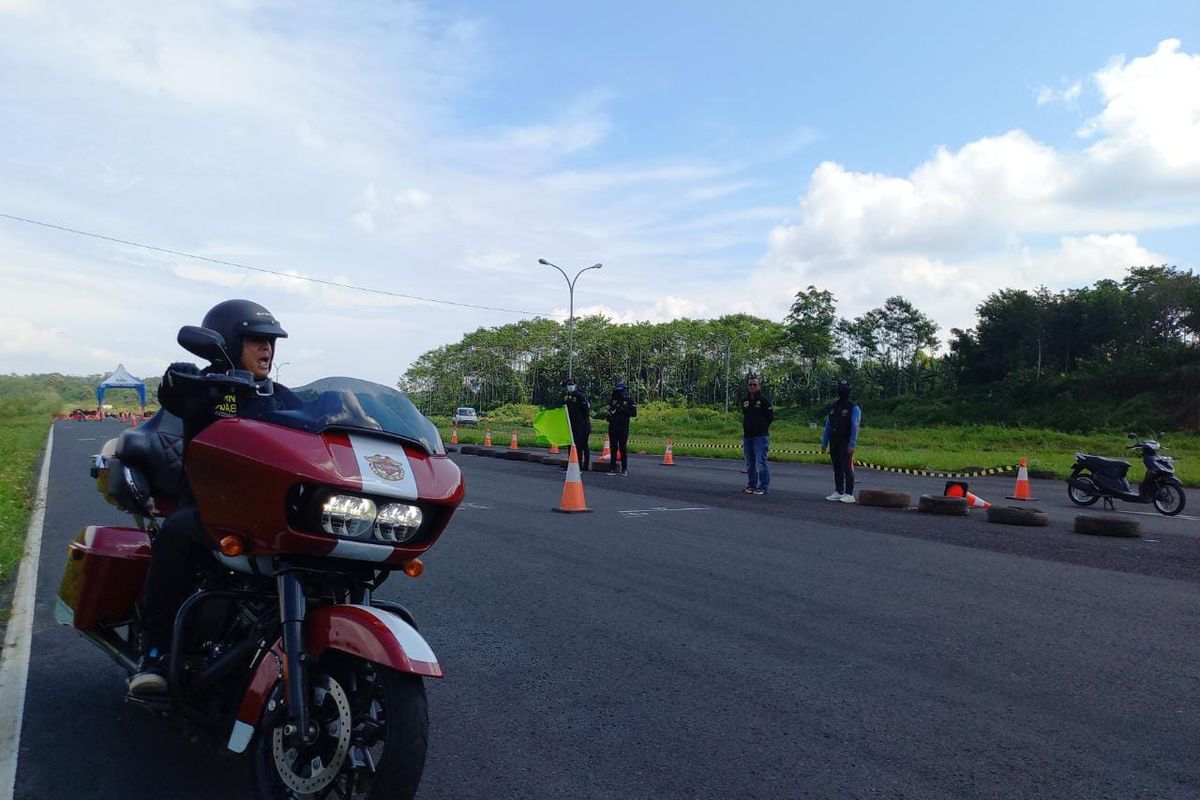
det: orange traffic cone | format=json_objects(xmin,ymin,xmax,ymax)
[
  {"xmin": 509, "ymin": 429, "xmax": 519, "ymax": 450},
  {"xmin": 550, "ymin": 441, "xmax": 560, "ymax": 454},
  {"xmin": 661, "ymin": 440, "xmax": 675, "ymax": 466},
  {"xmin": 1006, "ymin": 457, "xmax": 1037, "ymax": 501},
  {"xmin": 553, "ymin": 445, "xmax": 592, "ymax": 513},
  {"xmin": 965, "ymin": 491, "xmax": 991, "ymax": 510},
  {"xmin": 483, "ymin": 430, "xmax": 493, "ymax": 447},
  {"xmin": 598, "ymin": 433, "xmax": 611, "ymax": 462},
  {"xmin": 450, "ymin": 427, "xmax": 459, "ymax": 445}
]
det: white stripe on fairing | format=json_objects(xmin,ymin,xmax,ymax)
[
  {"xmin": 347, "ymin": 433, "xmax": 419, "ymax": 500},
  {"xmin": 329, "ymin": 539, "xmax": 395, "ymax": 563},
  {"xmin": 226, "ymin": 720, "xmax": 255, "ymax": 753},
  {"xmin": 351, "ymin": 605, "xmax": 438, "ymax": 664}
]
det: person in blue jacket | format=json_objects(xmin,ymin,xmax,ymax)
[{"xmin": 821, "ymin": 380, "xmax": 861, "ymax": 504}]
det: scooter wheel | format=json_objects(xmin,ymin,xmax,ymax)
[
  {"xmin": 1153, "ymin": 483, "xmax": 1186, "ymax": 516},
  {"xmin": 1066, "ymin": 477, "xmax": 1100, "ymax": 507}
]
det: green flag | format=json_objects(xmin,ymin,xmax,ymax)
[{"xmin": 533, "ymin": 407, "xmax": 573, "ymax": 446}]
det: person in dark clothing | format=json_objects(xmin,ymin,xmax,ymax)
[
  {"xmin": 604, "ymin": 380, "xmax": 637, "ymax": 476},
  {"xmin": 563, "ymin": 379, "xmax": 592, "ymax": 470},
  {"xmin": 740, "ymin": 375, "xmax": 774, "ymax": 495},
  {"xmin": 131, "ymin": 299, "xmax": 302, "ymax": 695},
  {"xmin": 821, "ymin": 379, "xmax": 861, "ymax": 504}
]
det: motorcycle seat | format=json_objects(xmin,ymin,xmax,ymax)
[
  {"xmin": 1075, "ymin": 453, "xmax": 1131, "ymax": 477},
  {"xmin": 115, "ymin": 410, "xmax": 186, "ymax": 498}
]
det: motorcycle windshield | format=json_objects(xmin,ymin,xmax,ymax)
[{"xmin": 245, "ymin": 377, "xmax": 445, "ymax": 455}]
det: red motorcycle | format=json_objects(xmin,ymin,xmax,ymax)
[{"xmin": 57, "ymin": 326, "xmax": 464, "ymax": 799}]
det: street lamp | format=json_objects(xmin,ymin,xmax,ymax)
[
  {"xmin": 538, "ymin": 258, "xmax": 602, "ymax": 380},
  {"xmin": 274, "ymin": 361, "xmax": 291, "ymax": 383}
]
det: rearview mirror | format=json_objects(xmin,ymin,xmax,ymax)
[{"xmin": 178, "ymin": 325, "xmax": 232, "ymax": 364}]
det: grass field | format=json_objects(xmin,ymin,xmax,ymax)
[
  {"xmin": 0, "ymin": 397, "xmax": 54, "ymax": 592},
  {"xmin": 434, "ymin": 402, "xmax": 1198, "ymax": 484}
]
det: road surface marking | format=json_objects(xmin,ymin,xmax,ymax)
[
  {"xmin": 0, "ymin": 426, "xmax": 53, "ymax": 800},
  {"xmin": 1112, "ymin": 509, "xmax": 1199, "ymax": 522},
  {"xmin": 618, "ymin": 506, "xmax": 709, "ymax": 518}
]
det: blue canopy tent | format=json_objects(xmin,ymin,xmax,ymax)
[{"xmin": 97, "ymin": 364, "xmax": 147, "ymax": 410}]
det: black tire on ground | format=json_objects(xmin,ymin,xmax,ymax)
[
  {"xmin": 857, "ymin": 489, "xmax": 910, "ymax": 509},
  {"xmin": 588, "ymin": 461, "xmax": 612, "ymax": 472},
  {"xmin": 458, "ymin": 445, "xmax": 479, "ymax": 455},
  {"xmin": 526, "ymin": 454, "xmax": 547, "ymax": 463},
  {"xmin": 1073, "ymin": 514, "xmax": 1141, "ymax": 537},
  {"xmin": 476, "ymin": 448, "xmax": 499, "ymax": 457},
  {"xmin": 255, "ymin": 661, "xmax": 427, "ymax": 800},
  {"xmin": 543, "ymin": 457, "xmax": 567, "ymax": 468},
  {"xmin": 916, "ymin": 494, "xmax": 969, "ymax": 516},
  {"xmin": 986, "ymin": 506, "xmax": 1049, "ymax": 526},
  {"xmin": 499, "ymin": 451, "xmax": 531, "ymax": 461}
]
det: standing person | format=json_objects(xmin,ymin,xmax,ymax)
[
  {"xmin": 740, "ymin": 375, "xmax": 774, "ymax": 495},
  {"xmin": 131, "ymin": 299, "xmax": 302, "ymax": 694},
  {"xmin": 563, "ymin": 378, "xmax": 592, "ymax": 471},
  {"xmin": 604, "ymin": 380, "xmax": 637, "ymax": 476},
  {"xmin": 821, "ymin": 379, "xmax": 861, "ymax": 504}
]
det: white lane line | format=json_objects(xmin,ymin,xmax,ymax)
[
  {"xmin": 1112, "ymin": 508, "xmax": 1200, "ymax": 522},
  {"xmin": 0, "ymin": 425, "xmax": 53, "ymax": 800},
  {"xmin": 618, "ymin": 506, "xmax": 709, "ymax": 517},
  {"xmin": 75, "ymin": 438, "xmax": 96, "ymax": 442}
]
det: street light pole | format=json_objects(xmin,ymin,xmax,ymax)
[
  {"xmin": 274, "ymin": 361, "xmax": 291, "ymax": 383},
  {"xmin": 538, "ymin": 258, "xmax": 602, "ymax": 380}
]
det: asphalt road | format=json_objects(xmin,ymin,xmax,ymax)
[{"xmin": 13, "ymin": 420, "xmax": 1200, "ymax": 799}]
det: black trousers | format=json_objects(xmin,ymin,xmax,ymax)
[
  {"xmin": 609, "ymin": 426, "xmax": 629, "ymax": 472},
  {"xmin": 572, "ymin": 427, "xmax": 591, "ymax": 470},
  {"xmin": 137, "ymin": 505, "xmax": 209, "ymax": 652},
  {"xmin": 830, "ymin": 440, "xmax": 855, "ymax": 494}
]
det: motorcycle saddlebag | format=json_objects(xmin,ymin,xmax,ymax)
[{"xmin": 56, "ymin": 526, "xmax": 152, "ymax": 631}]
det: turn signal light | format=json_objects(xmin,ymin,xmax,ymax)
[
  {"xmin": 219, "ymin": 535, "xmax": 247, "ymax": 557},
  {"xmin": 402, "ymin": 558, "xmax": 424, "ymax": 578}
]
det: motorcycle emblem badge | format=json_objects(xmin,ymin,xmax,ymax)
[{"xmin": 366, "ymin": 454, "xmax": 406, "ymax": 482}]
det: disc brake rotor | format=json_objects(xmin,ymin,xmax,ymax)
[{"xmin": 272, "ymin": 674, "xmax": 353, "ymax": 795}]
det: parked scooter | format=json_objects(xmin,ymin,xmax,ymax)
[
  {"xmin": 59, "ymin": 325, "xmax": 464, "ymax": 799},
  {"xmin": 1067, "ymin": 434, "xmax": 1185, "ymax": 516}
]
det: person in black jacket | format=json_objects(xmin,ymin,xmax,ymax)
[
  {"xmin": 821, "ymin": 379, "xmax": 862, "ymax": 503},
  {"xmin": 604, "ymin": 380, "xmax": 637, "ymax": 476},
  {"xmin": 740, "ymin": 375, "xmax": 774, "ymax": 495},
  {"xmin": 131, "ymin": 299, "xmax": 302, "ymax": 695},
  {"xmin": 563, "ymin": 379, "xmax": 592, "ymax": 470}
]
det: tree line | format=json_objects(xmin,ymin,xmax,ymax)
[{"xmin": 398, "ymin": 265, "xmax": 1199, "ymax": 430}]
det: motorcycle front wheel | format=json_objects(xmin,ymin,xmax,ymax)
[
  {"xmin": 1153, "ymin": 482, "xmax": 1186, "ymax": 516},
  {"xmin": 255, "ymin": 656, "xmax": 428, "ymax": 800},
  {"xmin": 1067, "ymin": 476, "xmax": 1101, "ymax": 507}
]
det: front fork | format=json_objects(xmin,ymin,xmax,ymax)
[
  {"xmin": 277, "ymin": 568, "xmax": 318, "ymax": 745},
  {"xmin": 276, "ymin": 567, "xmax": 373, "ymax": 746}
]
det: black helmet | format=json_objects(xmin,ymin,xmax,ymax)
[{"xmin": 201, "ymin": 299, "xmax": 288, "ymax": 366}]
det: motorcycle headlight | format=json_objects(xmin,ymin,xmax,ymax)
[
  {"xmin": 374, "ymin": 503, "xmax": 423, "ymax": 543},
  {"xmin": 320, "ymin": 494, "xmax": 377, "ymax": 539}
]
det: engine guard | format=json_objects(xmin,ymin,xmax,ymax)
[{"xmin": 226, "ymin": 604, "xmax": 440, "ymax": 753}]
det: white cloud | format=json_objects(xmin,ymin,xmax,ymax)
[
  {"xmin": 1036, "ymin": 80, "xmax": 1082, "ymax": 106},
  {"xmin": 761, "ymin": 39, "xmax": 1199, "ymax": 336}
]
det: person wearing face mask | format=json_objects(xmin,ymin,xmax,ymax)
[
  {"xmin": 130, "ymin": 299, "xmax": 303, "ymax": 695},
  {"xmin": 604, "ymin": 380, "xmax": 637, "ymax": 476},
  {"xmin": 562, "ymin": 378, "xmax": 592, "ymax": 471},
  {"xmin": 820, "ymin": 379, "xmax": 861, "ymax": 504}
]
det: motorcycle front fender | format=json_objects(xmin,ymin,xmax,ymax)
[{"xmin": 225, "ymin": 605, "xmax": 441, "ymax": 753}]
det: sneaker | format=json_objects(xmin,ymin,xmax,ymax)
[
  {"xmin": 129, "ymin": 651, "xmax": 168, "ymax": 696},
  {"xmin": 839, "ymin": 493, "xmax": 856, "ymax": 504},
  {"xmin": 825, "ymin": 492, "xmax": 844, "ymax": 501},
  {"xmin": 605, "ymin": 470, "xmax": 617, "ymax": 476},
  {"xmin": 620, "ymin": 470, "xmax": 628, "ymax": 477},
  {"xmin": 743, "ymin": 486, "xmax": 756, "ymax": 494},
  {"xmin": 752, "ymin": 488, "xmax": 766, "ymax": 495}
]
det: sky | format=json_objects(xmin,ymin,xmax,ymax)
[{"xmin": 1, "ymin": 0, "xmax": 1197, "ymax": 388}]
